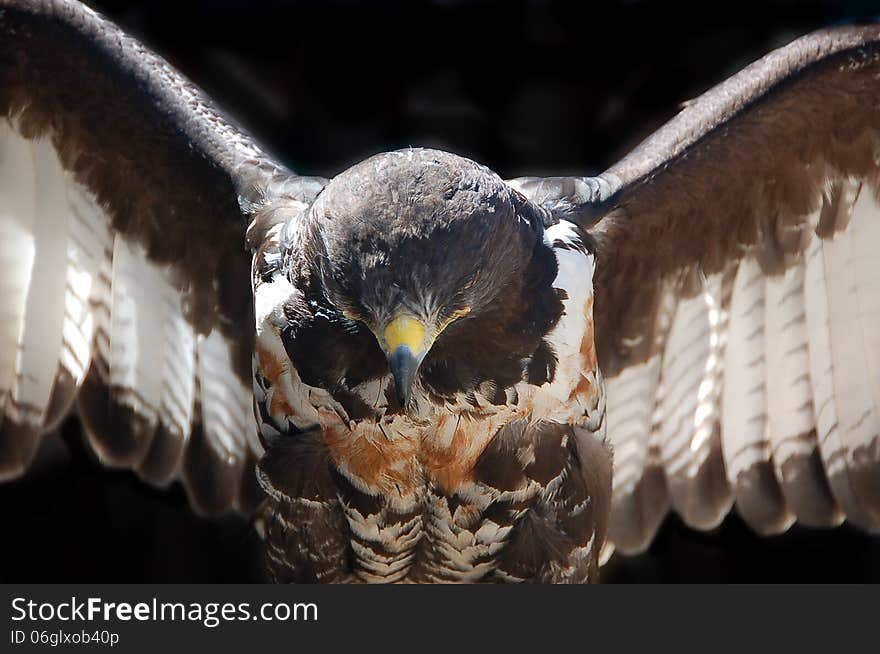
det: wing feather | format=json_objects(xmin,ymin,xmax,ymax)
[
  {"xmin": 0, "ymin": 135, "xmax": 71, "ymax": 477},
  {"xmin": 57, "ymin": 180, "xmax": 106, "ymax": 420},
  {"xmin": 104, "ymin": 235, "xmax": 165, "ymax": 464},
  {"xmin": 20, "ymin": 153, "xmax": 264, "ymax": 517},
  {"xmin": 0, "ymin": 122, "xmax": 38, "ymax": 477},
  {"xmin": 720, "ymin": 255, "xmax": 792, "ymax": 534},
  {"xmin": 513, "ymin": 25, "xmax": 880, "ymax": 548},
  {"xmin": 656, "ymin": 272, "xmax": 732, "ymax": 529},
  {"xmin": 593, "ymin": 27, "xmax": 880, "ymax": 544},
  {"xmin": 817, "ymin": 181, "xmax": 880, "ymax": 528},
  {"xmin": 184, "ymin": 330, "xmax": 254, "ymax": 515},
  {"xmin": 604, "ymin": 356, "xmax": 668, "ymax": 553},
  {"xmin": 136, "ymin": 283, "xmax": 196, "ymax": 486},
  {"xmin": 0, "ymin": 1, "xmax": 312, "ymax": 515},
  {"xmin": 764, "ymin": 250, "xmax": 840, "ymax": 526}
]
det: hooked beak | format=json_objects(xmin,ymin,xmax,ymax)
[
  {"xmin": 383, "ymin": 314, "xmax": 429, "ymax": 408},
  {"xmin": 380, "ymin": 308, "xmax": 470, "ymax": 409},
  {"xmin": 388, "ymin": 345, "xmax": 421, "ymax": 408}
]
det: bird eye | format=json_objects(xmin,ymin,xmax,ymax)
[{"xmin": 438, "ymin": 306, "xmax": 471, "ymax": 334}]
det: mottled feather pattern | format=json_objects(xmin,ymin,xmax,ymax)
[{"xmin": 254, "ymin": 213, "xmax": 610, "ymax": 582}]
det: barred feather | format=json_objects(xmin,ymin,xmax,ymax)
[{"xmin": 0, "ymin": 121, "xmax": 260, "ymax": 516}]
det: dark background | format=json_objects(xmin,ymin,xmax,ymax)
[{"xmin": 2, "ymin": 0, "xmax": 879, "ymax": 582}]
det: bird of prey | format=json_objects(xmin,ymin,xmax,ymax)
[{"xmin": 2, "ymin": 0, "xmax": 880, "ymax": 583}]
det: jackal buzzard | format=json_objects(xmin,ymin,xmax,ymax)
[{"xmin": 2, "ymin": 0, "xmax": 880, "ymax": 582}]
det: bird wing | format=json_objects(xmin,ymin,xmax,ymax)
[
  {"xmin": 515, "ymin": 25, "xmax": 880, "ymax": 553},
  {"xmin": 0, "ymin": 0, "xmax": 317, "ymax": 515}
]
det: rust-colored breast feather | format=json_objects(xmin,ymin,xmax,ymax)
[{"xmin": 253, "ymin": 221, "xmax": 610, "ymax": 583}]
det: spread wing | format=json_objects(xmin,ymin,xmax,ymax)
[
  {"xmin": 0, "ymin": 0, "xmax": 314, "ymax": 515},
  {"xmin": 515, "ymin": 25, "xmax": 880, "ymax": 554}
]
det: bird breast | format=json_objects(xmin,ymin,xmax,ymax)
[{"xmin": 251, "ymin": 218, "xmax": 604, "ymax": 581}]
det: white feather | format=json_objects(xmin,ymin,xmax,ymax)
[
  {"xmin": 8, "ymin": 137, "xmax": 69, "ymax": 430},
  {"xmin": 805, "ymin": 181, "xmax": 880, "ymax": 529},
  {"xmin": 657, "ymin": 273, "xmax": 731, "ymax": 529},
  {"xmin": 606, "ymin": 357, "xmax": 661, "ymax": 496},
  {"xmin": 0, "ymin": 121, "xmax": 37, "ymax": 433},
  {"xmin": 42, "ymin": 158, "xmax": 111, "ymax": 431},
  {"xmin": 58, "ymin": 184, "xmax": 108, "ymax": 390},
  {"xmin": 197, "ymin": 329, "xmax": 251, "ymax": 464},
  {"xmin": 133, "ymin": 259, "xmax": 197, "ymax": 484},
  {"xmin": 722, "ymin": 256, "xmax": 768, "ymax": 478},
  {"xmin": 156, "ymin": 291, "xmax": 196, "ymax": 456},
  {"xmin": 721, "ymin": 255, "xmax": 793, "ymax": 532},
  {"xmin": 605, "ymin": 354, "xmax": 669, "ymax": 553},
  {"xmin": 109, "ymin": 235, "xmax": 164, "ymax": 428},
  {"xmin": 765, "ymin": 266, "xmax": 815, "ymax": 463},
  {"xmin": 765, "ymin": 254, "xmax": 840, "ymax": 526},
  {"xmin": 526, "ymin": 220, "xmax": 595, "ymax": 423},
  {"xmin": 850, "ymin": 184, "xmax": 880, "ymax": 455}
]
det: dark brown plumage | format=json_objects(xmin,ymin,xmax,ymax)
[{"xmin": 2, "ymin": 0, "xmax": 880, "ymax": 582}]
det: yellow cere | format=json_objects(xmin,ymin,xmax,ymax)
[{"xmin": 384, "ymin": 315, "xmax": 428, "ymax": 354}]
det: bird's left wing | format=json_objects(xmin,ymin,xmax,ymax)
[
  {"xmin": 514, "ymin": 25, "xmax": 880, "ymax": 554},
  {"xmin": 0, "ymin": 0, "xmax": 320, "ymax": 515}
]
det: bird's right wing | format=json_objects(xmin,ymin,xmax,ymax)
[{"xmin": 0, "ymin": 0, "xmax": 323, "ymax": 515}]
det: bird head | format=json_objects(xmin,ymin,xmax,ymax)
[{"xmin": 298, "ymin": 148, "xmax": 559, "ymax": 412}]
